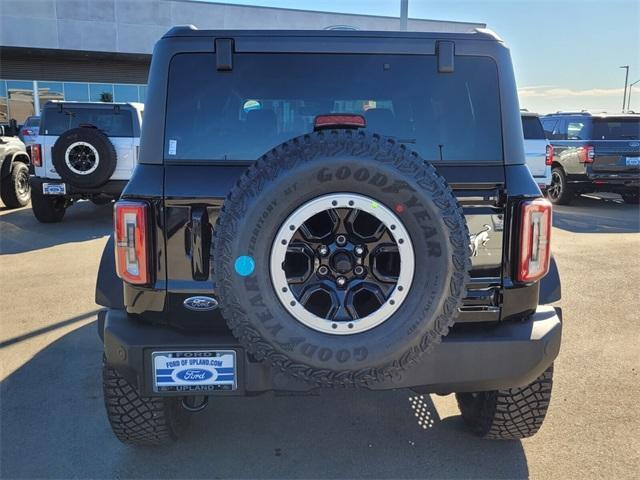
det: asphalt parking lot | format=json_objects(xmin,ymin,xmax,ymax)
[{"xmin": 0, "ymin": 194, "xmax": 638, "ymax": 479}]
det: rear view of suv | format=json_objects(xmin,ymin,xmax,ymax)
[
  {"xmin": 521, "ymin": 111, "xmax": 552, "ymax": 190},
  {"xmin": 30, "ymin": 101, "xmax": 143, "ymax": 222},
  {"xmin": 542, "ymin": 112, "xmax": 640, "ymax": 204},
  {"xmin": 96, "ymin": 27, "xmax": 562, "ymax": 446}
]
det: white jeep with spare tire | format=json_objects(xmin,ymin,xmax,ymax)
[{"xmin": 29, "ymin": 101, "xmax": 143, "ymax": 222}]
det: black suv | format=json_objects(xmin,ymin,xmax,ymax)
[
  {"xmin": 96, "ymin": 27, "xmax": 562, "ymax": 445},
  {"xmin": 542, "ymin": 112, "xmax": 640, "ymax": 204}
]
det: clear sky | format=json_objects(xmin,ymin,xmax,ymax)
[{"xmin": 206, "ymin": 0, "xmax": 640, "ymax": 114}]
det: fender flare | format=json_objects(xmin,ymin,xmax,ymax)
[
  {"xmin": 1, "ymin": 151, "xmax": 29, "ymax": 179},
  {"xmin": 539, "ymin": 254, "xmax": 561, "ymax": 304},
  {"xmin": 95, "ymin": 235, "xmax": 124, "ymax": 309}
]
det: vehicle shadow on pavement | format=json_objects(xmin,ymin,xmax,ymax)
[
  {"xmin": 553, "ymin": 195, "xmax": 640, "ymax": 234},
  {"xmin": 0, "ymin": 201, "xmax": 113, "ymax": 255},
  {"xmin": 0, "ymin": 323, "xmax": 529, "ymax": 480}
]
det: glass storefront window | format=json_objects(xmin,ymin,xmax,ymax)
[
  {"xmin": 139, "ymin": 86, "xmax": 147, "ymax": 103},
  {"xmin": 114, "ymin": 84, "xmax": 139, "ymax": 103},
  {"xmin": 64, "ymin": 83, "xmax": 89, "ymax": 101},
  {"xmin": 0, "ymin": 81, "xmax": 8, "ymax": 124},
  {"xmin": 38, "ymin": 82, "xmax": 64, "ymax": 108},
  {"xmin": 7, "ymin": 80, "xmax": 34, "ymax": 125},
  {"xmin": 90, "ymin": 84, "xmax": 114, "ymax": 102}
]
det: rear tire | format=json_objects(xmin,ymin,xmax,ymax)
[
  {"xmin": 1, "ymin": 161, "xmax": 30, "ymax": 208},
  {"xmin": 455, "ymin": 365, "xmax": 553, "ymax": 440},
  {"xmin": 547, "ymin": 168, "xmax": 573, "ymax": 205},
  {"xmin": 103, "ymin": 357, "xmax": 190, "ymax": 445},
  {"xmin": 31, "ymin": 188, "xmax": 66, "ymax": 223}
]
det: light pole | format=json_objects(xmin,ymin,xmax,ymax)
[
  {"xmin": 400, "ymin": 0, "xmax": 408, "ymax": 31},
  {"xmin": 628, "ymin": 79, "xmax": 640, "ymax": 111},
  {"xmin": 620, "ymin": 65, "xmax": 629, "ymax": 112}
]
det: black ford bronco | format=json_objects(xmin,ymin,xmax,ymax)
[{"xmin": 96, "ymin": 27, "xmax": 562, "ymax": 445}]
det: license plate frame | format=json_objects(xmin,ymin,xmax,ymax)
[
  {"xmin": 152, "ymin": 350, "xmax": 237, "ymax": 393},
  {"xmin": 42, "ymin": 183, "xmax": 66, "ymax": 195}
]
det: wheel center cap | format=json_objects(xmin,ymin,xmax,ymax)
[{"xmin": 331, "ymin": 251, "xmax": 353, "ymax": 274}]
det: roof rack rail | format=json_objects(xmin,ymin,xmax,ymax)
[{"xmin": 546, "ymin": 110, "xmax": 593, "ymax": 116}]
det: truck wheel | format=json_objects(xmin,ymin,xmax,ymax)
[
  {"xmin": 103, "ymin": 357, "xmax": 189, "ymax": 445},
  {"xmin": 621, "ymin": 191, "xmax": 640, "ymax": 204},
  {"xmin": 214, "ymin": 130, "xmax": 471, "ymax": 387},
  {"xmin": 52, "ymin": 127, "xmax": 117, "ymax": 188},
  {"xmin": 455, "ymin": 365, "xmax": 553, "ymax": 440},
  {"xmin": 0, "ymin": 161, "xmax": 30, "ymax": 208},
  {"xmin": 547, "ymin": 168, "xmax": 573, "ymax": 205},
  {"xmin": 30, "ymin": 188, "xmax": 66, "ymax": 223}
]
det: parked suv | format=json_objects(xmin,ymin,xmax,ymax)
[
  {"xmin": 0, "ymin": 125, "xmax": 31, "ymax": 208},
  {"xmin": 19, "ymin": 115, "xmax": 40, "ymax": 145},
  {"xmin": 29, "ymin": 101, "xmax": 143, "ymax": 222},
  {"xmin": 96, "ymin": 27, "xmax": 562, "ymax": 445},
  {"xmin": 521, "ymin": 111, "xmax": 552, "ymax": 189},
  {"xmin": 542, "ymin": 111, "xmax": 640, "ymax": 204}
]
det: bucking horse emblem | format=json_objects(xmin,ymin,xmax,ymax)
[{"xmin": 469, "ymin": 224, "xmax": 491, "ymax": 257}]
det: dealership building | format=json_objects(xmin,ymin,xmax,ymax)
[{"xmin": 0, "ymin": 0, "xmax": 483, "ymax": 124}]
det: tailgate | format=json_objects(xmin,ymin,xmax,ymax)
[
  {"xmin": 592, "ymin": 141, "xmax": 640, "ymax": 173},
  {"xmin": 590, "ymin": 118, "xmax": 640, "ymax": 173}
]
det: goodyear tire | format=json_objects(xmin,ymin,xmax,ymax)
[
  {"xmin": 103, "ymin": 357, "xmax": 189, "ymax": 445},
  {"xmin": 52, "ymin": 128, "xmax": 117, "ymax": 188},
  {"xmin": 456, "ymin": 365, "xmax": 554, "ymax": 439},
  {"xmin": 213, "ymin": 131, "xmax": 470, "ymax": 387}
]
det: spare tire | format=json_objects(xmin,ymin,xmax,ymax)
[
  {"xmin": 213, "ymin": 130, "xmax": 470, "ymax": 387},
  {"xmin": 52, "ymin": 127, "xmax": 117, "ymax": 188}
]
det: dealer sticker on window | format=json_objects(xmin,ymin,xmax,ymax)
[
  {"xmin": 42, "ymin": 183, "xmax": 66, "ymax": 195},
  {"xmin": 152, "ymin": 350, "xmax": 236, "ymax": 392}
]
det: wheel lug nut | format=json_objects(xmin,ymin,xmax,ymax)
[
  {"xmin": 354, "ymin": 266, "xmax": 364, "ymax": 275},
  {"xmin": 318, "ymin": 265, "xmax": 329, "ymax": 276},
  {"xmin": 354, "ymin": 246, "xmax": 364, "ymax": 256},
  {"xmin": 336, "ymin": 235, "xmax": 347, "ymax": 246},
  {"xmin": 319, "ymin": 246, "xmax": 329, "ymax": 256},
  {"xmin": 336, "ymin": 276, "xmax": 347, "ymax": 287}
]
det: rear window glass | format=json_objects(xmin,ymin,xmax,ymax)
[
  {"xmin": 42, "ymin": 106, "xmax": 133, "ymax": 137},
  {"xmin": 24, "ymin": 117, "xmax": 40, "ymax": 127},
  {"xmin": 164, "ymin": 53, "xmax": 503, "ymax": 162},
  {"xmin": 592, "ymin": 118, "xmax": 640, "ymax": 140},
  {"xmin": 521, "ymin": 116, "xmax": 545, "ymax": 140}
]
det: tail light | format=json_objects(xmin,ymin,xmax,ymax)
[
  {"xmin": 517, "ymin": 198, "xmax": 552, "ymax": 283},
  {"xmin": 30, "ymin": 144, "xmax": 42, "ymax": 167},
  {"xmin": 578, "ymin": 145, "xmax": 595, "ymax": 163},
  {"xmin": 114, "ymin": 201, "xmax": 150, "ymax": 285},
  {"xmin": 545, "ymin": 145, "xmax": 554, "ymax": 166},
  {"xmin": 21, "ymin": 128, "xmax": 32, "ymax": 136}
]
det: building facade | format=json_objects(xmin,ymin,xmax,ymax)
[{"xmin": 0, "ymin": 0, "xmax": 484, "ymax": 124}]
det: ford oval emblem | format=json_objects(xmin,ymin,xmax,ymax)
[
  {"xmin": 183, "ymin": 296, "xmax": 218, "ymax": 311},
  {"xmin": 176, "ymin": 368, "xmax": 214, "ymax": 382}
]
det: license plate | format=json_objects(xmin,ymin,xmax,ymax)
[
  {"xmin": 152, "ymin": 350, "xmax": 236, "ymax": 392},
  {"xmin": 626, "ymin": 157, "xmax": 640, "ymax": 166},
  {"xmin": 42, "ymin": 183, "xmax": 66, "ymax": 195}
]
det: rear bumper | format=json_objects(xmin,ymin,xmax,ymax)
[
  {"xmin": 100, "ymin": 305, "xmax": 562, "ymax": 396},
  {"xmin": 30, "ymin": 176, "xmax": 127, "ymax": 197},
  {"xmin": 568, "ymin": 172, "xmax": 640, "ymax": 189}
]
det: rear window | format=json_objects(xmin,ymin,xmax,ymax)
[
  {"xmin": 164, "ymin": 53, "xmax": 503, "ymax": 162},
  {"xmin": 24, "ymin": 117, "xmax": 40, "ymax": 127},
  {"xmin": 42, "ymin": 106, "xmax": 133, "ymax": 137},
  {"xmin": 521, "ymin": 116, "xmax": 545, "ymax": 140},
  {"xmin": 592, "ymin": 118, "xmax": 640, "ymax": 140}
]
